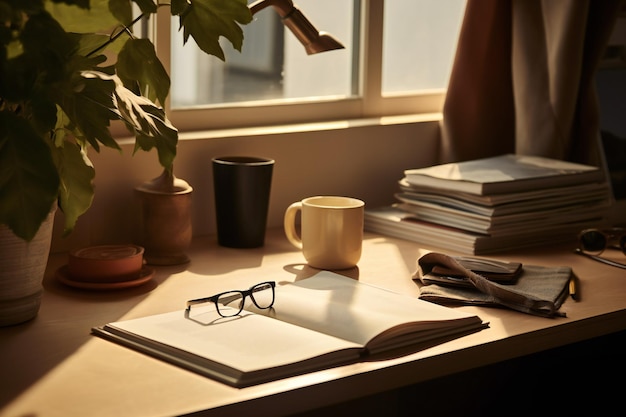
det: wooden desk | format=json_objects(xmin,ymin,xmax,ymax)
[{"xmin": 2, "ymin": 229, "xmax": 626, "ymax": 417}]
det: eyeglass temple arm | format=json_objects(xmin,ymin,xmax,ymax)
[
  {"xmin": 574, "ymin": 249, "xmax": 626, "ymax": 270},
  {"xmin": 248, "ymin": 0, "xmax": 345, "ymax": 55},
  {"xmin": 186, "ymin": 296, "xmax": 214, "ymax": 310}
]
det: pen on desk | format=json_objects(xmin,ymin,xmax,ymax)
[{"xmin": 569, "ymin": 275, "xmax": 578, "ymax": 300}]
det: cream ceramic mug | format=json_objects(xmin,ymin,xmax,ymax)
[{"xmin": 284, "ymin": 196, "xmax": 364, "ymax": 269}]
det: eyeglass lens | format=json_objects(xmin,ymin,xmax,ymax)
[
  {"xmin": 249, "ymin": 282, "xmax": 275, "ymax": 309},
  {"xmin": 580, "ymin": 230, "xmax": 607, "ymax": 255},
  {"xmin": 216, "ymin": 291, "xmax": 246, "ymax": 316},
  {"xmin": 216, "ymin": 282, "xmax": 275, "ymax": 317},
  {"xmin": 579, "ymin": 229, "xmax": 626, "ymax": 256}
]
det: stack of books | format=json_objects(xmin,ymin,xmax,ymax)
[{"xmin": 365, "ymin": 154, "xmax": 611, "ymax": 254}]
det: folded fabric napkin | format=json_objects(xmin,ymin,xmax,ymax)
[{"xmin": 414, "ymin": 252, "xmax": 572, "ymax": 318}]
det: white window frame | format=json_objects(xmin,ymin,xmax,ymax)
[{"xmin": 153, "ymin": 0, "xmax": 446, "ymax": 133}]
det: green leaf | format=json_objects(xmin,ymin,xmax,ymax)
[
  {"xmin": 132, "ymin": 105, "xmax": 178, "ymax": 171},
  {"xmin": 117, "ymin": 38, "xmax": 170, "ymax": 105},
  {"xmin": 86, "ymin": 70, "xmax": 178, "ymax": 172},
  {"xmin": 4, "ymin": 1, "xmax": 46, "ymax": 16},
  {"xmin": 74, "ymin": 32, "xmax": 113, "ymax": 57},
  {"xmin": 108, "ymin": 0, "xmax": 133, "ymax": 26},
  {"xmin": 0, "ymin": 111, "xmax": 60, "ymax": 241},
  {"xmin": 51, "ymin": 140, "xmax": 95, "ymax": 236},
  {"xmin": 170, "ymin": 0, "xmax": 188, "ymax": 16},
  {"xmin": 176, "ymin": 0, "xmax": 252, "ymax": 60},
  {"xmin": 47, "ymin": 0, "xmax": 119, "ymax": 33},
  {"xmin": 55, "ymin": 68, "xmax": 121, "ymax": 152},
  {"xmin": 21, "ymin": 10, "xmax": 78, "ymax": 83},
  {"xmin": 1, "ymin": 53, "xmax": 38, "ymax": 103},
  {"xmin": 29, "ymin": 94, "xmax": 58, "ymax": 135},
  {"xmin": 50, "ymin": 0, "xmax": 91, "ymax": 9}
]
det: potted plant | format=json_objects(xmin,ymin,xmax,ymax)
[{"xmin": 0, "ymin": 0, "xmax": 252, "ymax": 325}]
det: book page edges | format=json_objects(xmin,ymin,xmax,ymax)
[
  {"xmin": 365, "ymin": 319, "xmax": 488, "ymax": 355},
  {"xmin": 93, "ymin": 325, "xmax": 242, "ymax": 386},
  {"xmin": 94, "ymin": 324, "xmax": 363, "ymax": 388}
]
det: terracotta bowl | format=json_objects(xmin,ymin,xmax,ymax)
[{"xmin": 68, "ymin": 244, "xmax": 145, "ymax": 283}]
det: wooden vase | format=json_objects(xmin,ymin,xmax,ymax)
[{"xmin": 135, "ymin": 170, "xmax": 193, "ymax": 265}]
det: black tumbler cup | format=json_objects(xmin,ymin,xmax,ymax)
[{"xmin": 212, "ymin": 156, "xmax": 274, "ymax": 248}]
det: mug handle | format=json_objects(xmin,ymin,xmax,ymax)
[{"xmin": 284, "ymin": 202, "xmax": 303, "ymax": 249}]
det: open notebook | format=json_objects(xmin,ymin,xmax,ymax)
[{"xmin": 93, "ymin": 271, "xmax": 486, "ymax": 387}]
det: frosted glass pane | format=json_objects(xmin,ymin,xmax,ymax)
[{"xmin": 382, "ymin": 0, "xmax": 466, "ymax": 94}]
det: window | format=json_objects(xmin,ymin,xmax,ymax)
[
  {"xmin": 171, "ymin": 0, "xmax": 356, "ymax": 107},
  {"xmin": 156, "ymin": 0, "xmax": 466, "ymax": 132}
]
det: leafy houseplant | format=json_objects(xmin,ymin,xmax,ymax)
[{"xmin": 0, "ymin": 0, "xmax": 253, "ymax": 242}]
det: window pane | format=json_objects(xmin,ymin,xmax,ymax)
[
  {"xmin": 170, "ymin": 0, "xmax": 357, "ymax": 109},
  {"xmin": 382, "ymin": 0, "xmax": 466, "ymax": 95}
]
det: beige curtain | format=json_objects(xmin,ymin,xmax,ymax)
[{"xmin": 441, "ymin": 0, "xmax": 623, "ymax": 165}]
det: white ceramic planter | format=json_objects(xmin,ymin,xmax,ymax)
[{"xmin": 0, "ymin": 209, "xmax": 55, "ymax": 327}]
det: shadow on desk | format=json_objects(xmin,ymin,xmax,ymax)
[{"xmin": 290, "ymin": 330, "xmax": 626, "ymax": 417}]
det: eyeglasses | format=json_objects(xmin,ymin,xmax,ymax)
[
  {"xmin": 575, "ymin": 228, "xmax": 626, "ymax": 269},
  {"xmin": 185, "ymin": 281, "xmax": 276, "ymax": 317}
]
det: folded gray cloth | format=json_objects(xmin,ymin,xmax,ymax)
[{"xmin": 414, "ymin": 253, "xmax": 572, "ymax": 318}]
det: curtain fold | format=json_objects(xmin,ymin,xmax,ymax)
[{"xmin": 441, "ymin": 0, "xmax": 623, "ymax": 165}]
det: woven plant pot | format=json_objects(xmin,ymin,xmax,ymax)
[{"xmin": 0, "ymin": 208, "xmax": 55, "ymax": 327}]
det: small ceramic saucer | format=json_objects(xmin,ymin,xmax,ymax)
[{"xmin": 56, "ymin": 265, "xmax": 155, "ymax": 290}]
